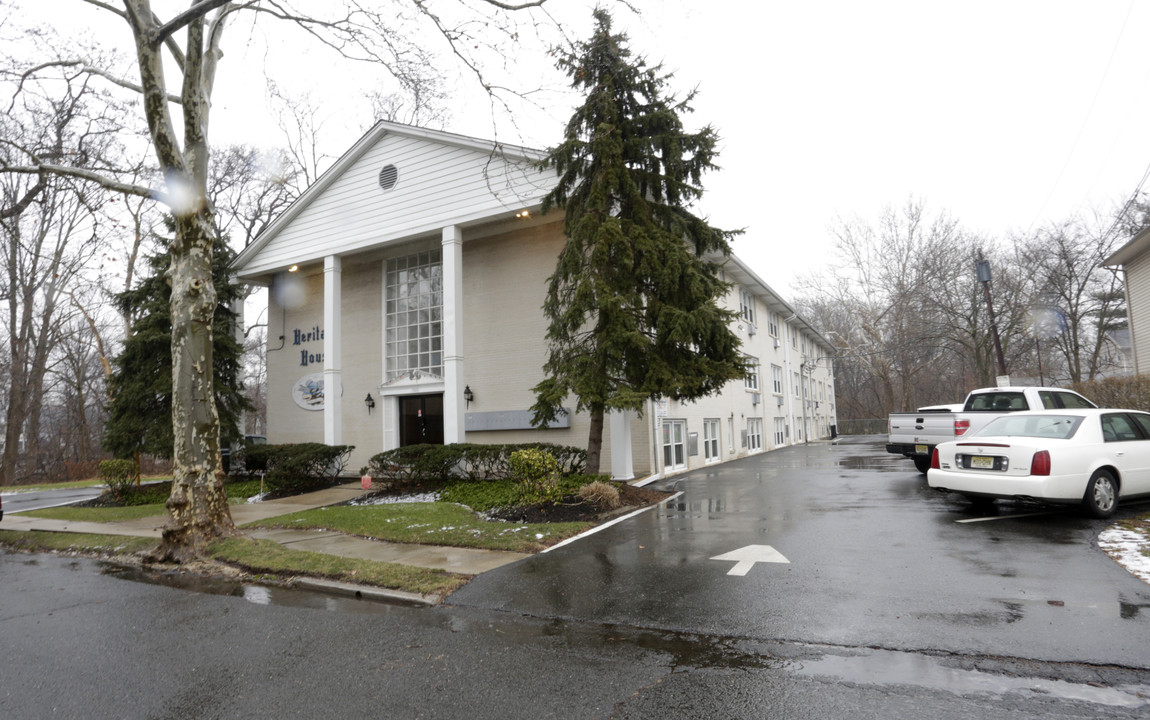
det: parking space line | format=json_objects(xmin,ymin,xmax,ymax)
[{"xmin": 956, "ymin": 510, "xmax": 1062, "ymax": 523}]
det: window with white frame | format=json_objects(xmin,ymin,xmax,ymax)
[
  {"xmin": 793, "ymin": 371, "xmax": 801, "ymax": 397},
  {"xmin": 727, "ymin": 416, "xmax": 734, "ymax": 453},
  {"xmin": 703, "ymin": 419, "xmax": 720, "ymax": 463},
  {"xmin": 739, "ymin": 288, "xmax": 756, "ymax": 325},
  {"xmin": 767, "ymin": 312, "xmax": 778, "ymax": 337},
  {"xmin": 745, "ymin": 356, "xmax": 759, "ymax": 391},
  {"xmin": 774, "ymin": 417, "xmax": 786, "ymax": 446},
  {"xmin": 386, "ymin": 250, "xmax": 443, "ymax": 380},
  {"xmin": 662, "ymin": 420, "xmax": 687, "ymax": 470},
  {"xmin": 771, "ymin": 364, "xmax": 783, "ymax": 395},
  {"xmin": 747, "ymin": 418, "xmax": 763, "ymax": 451}
]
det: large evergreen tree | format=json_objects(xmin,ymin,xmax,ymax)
[
  {"xmin": 104, "ymin": 226, "xmax": 250, "ymax": 467},
  {"xmin": 532, "ymin": 9, "xmax": 747, "ymax": 474}
]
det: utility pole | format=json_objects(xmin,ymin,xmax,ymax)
[{"xmin": 975, "ymin": 251, "xmax": 1008, "ymax": 379}]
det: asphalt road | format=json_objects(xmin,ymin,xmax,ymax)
[
  {"xmin": 2, "ymin": 438, "xmax": 1149, "ymax": 719},
  {"xmin": 1, "ymin": 486, "xmax": 104, "ymax": 514}
]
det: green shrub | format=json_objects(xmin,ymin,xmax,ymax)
[
  {"xmin": 259, "ymin": 443, "xmax": 354, "ymax": 495},
  {"xmin": 98, "ymin": 459, "xmax": 137, "ymax": 502},
  {"xmin": 361, "ymin": 442, "xmax": 587, "ymax": 489},
  {"xmin": 509, "ymin": 448, "xmax": 563, "ymax": 506}
]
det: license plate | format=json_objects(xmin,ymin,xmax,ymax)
[
  {"xmin": 971, "ymin": 456, "xmax": 995, "ymax": 469},
  {"xmin": 915, "ymin": 445, "xmax": 928, "ymax": 455}
]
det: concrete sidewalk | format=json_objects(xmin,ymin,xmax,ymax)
[{"xmin": 1, "ymin": 482, "xmax": 529, "ymax": 577}]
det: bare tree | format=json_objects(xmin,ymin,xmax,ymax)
[{"xmin": 1015, "ymin": 216, "xmax": 1126, "ymax": 384}]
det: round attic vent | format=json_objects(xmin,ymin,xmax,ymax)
[{"xmin": 378, "ymin": 164, "xmax": 399, "ymax": 191}]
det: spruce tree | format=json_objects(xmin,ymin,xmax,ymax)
[
  {"xmin": 104, "ymin": 225, "xmax": 251, "ymax": 467},
  {"xmin": 532, "ymin": 9, "xmax": 747, "ymax": 474}
]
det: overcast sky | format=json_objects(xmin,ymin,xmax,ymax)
[{"xmin": 30, "ymin": 1, "xmax": 1150, "ymax": 298}]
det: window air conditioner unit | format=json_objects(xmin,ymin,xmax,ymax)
[
  {"xmin": 776, "ymin": 396, "xmax": 784, "ymax": 407},
  {"xmin": 747, "ymin": 323, "xmax": 756, "ymax": 336},
  {"xmin": 751, "ymin": 393, "xmax": 761, "ymax": 405},
  {"xmin": 773, "ymin": 337, "xmax": 780, "ymax": 348}
]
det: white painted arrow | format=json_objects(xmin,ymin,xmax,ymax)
[{"xmin": 710, "ymin": 545, "xmax": 790, "ymax": 576}]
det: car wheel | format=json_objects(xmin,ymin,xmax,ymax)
[
  {"xmin": 912, "ymin": 455, "xmax": 931, "ymax": 474},
  {"xmin": 1082, "ymin": 470, "xmax": 1118, "ymax": 519}
]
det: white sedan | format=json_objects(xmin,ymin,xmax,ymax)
[{"xmin": 927, "ymin": 408, "xmax": 1150, "ymax": 518}]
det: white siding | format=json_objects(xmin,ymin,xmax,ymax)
[
  {"xmin": 241, "ymin": 132, "xmax": 551, "ymax": 276},
  {"xmin": 1126, "ymin": 252, "xmax": 1150, "ymax": 373}
]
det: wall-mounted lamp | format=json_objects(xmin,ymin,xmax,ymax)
[
  {"xmin": 515, "ymin": 210, "xmax": 531, "ymax": 219},
  {"xmin": 463, "ymin": 385, "xmax": 475, "ymax": 407},
  {"xmin": 365, "ymin": 393, "xmax": 375, "ymax": 414},
  {"xmin": 288, "ymin": 264, "xmax": 299, "ymax": 273}
]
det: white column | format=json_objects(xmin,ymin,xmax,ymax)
[
  {"xmin": 609, "ymin": 409, "xmax": 634, "ymax": 481},
  {"xmin": 323, "ymin": 255, "xmax": 342, "ymax": 445},
  {"xmin": 442, "ymin": 226, "xmax": 465, "ymax": 444}
]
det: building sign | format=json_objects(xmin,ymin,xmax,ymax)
[
  {"xmin": 293, "ymin": 324, "xmax": 324, "ymax": 368},
  {"xmin": 292, "ymin": 373, "xmax": 325, "ymax": 410},
  {"xmin": 465, "ymin": 409, "xmax": 571, "ymax": 432}
]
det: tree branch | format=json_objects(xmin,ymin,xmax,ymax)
[
  {"xmin": 2, "ymin": 163, "xmax": 158, "ymax": 202},
  {"xmin": 0, "ymin": 174, "xmax": 47, "ymax": 220}
]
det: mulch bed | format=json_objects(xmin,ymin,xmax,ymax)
[{"xmin": 487, "ymin": 483, "xmax": 673, "ymax": 524}]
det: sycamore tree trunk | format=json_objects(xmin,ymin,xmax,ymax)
[{"xmin": 152, "ymin": 210, "xmax": 237, "ymax": 562}]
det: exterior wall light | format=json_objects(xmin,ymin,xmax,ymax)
[
  {"xmin": 464, "ymin": 385, "xmax": 475, "ymax": 407},
  {"xmin": 365, "ymin": 393, "xmax": 375, "ymax": 414},
  {"xmin": 288, "ymin": 264, "xmax": 299, "ymax": 272}
]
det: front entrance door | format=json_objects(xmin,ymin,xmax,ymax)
[{"xmin": 399, "ymin": 394, "xmax": 444, "ymax": 446}]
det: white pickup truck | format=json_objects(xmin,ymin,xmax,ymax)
[{"xmin": 886, "ymin": 386, "xmax": 1096, "ymax": 473}]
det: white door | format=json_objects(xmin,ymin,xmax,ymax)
[{"xmin": 662, "ymin": 420, "xmax": 687, "ymax": 471}]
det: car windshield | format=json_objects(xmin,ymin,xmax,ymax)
[
  {"xmin": 974, "ymin": 414, "xmax": 1083, "ymax": 439},
  {"xmin": 964, "ymin": 392, "xmax": 1027, "ymax": 412}
]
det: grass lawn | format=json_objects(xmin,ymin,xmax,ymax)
[
  {"xmin": 209, "ymin": 537, "xmax": 468, "ymax": 596},
  {"xmin": 244, "ymin": 502, "xmax": 593, "ymax": 553},
  {"xmin": 0, "ymin": 477, "xmax": 169, "ymax": 493},
  {"xmin": 19, "ymin": 479, "xmax": 266, "ymax": 523},
  {"xmin": 0, "ymin": 529, "xmax": 156, "ymax": 555},
  {"xmin": 22, "ymin": 504, "xmax": 169, "ymax": 523}
]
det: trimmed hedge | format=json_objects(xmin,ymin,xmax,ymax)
[
  {"xmin": 243, "ymin": 443, "xmax": 355, "ymax": 494},
  {"xmin": 361, "ymin": 442, "xmax": 587, "ymax": 489},
  {"xmin": 98, "ymin": 459, "xmax": 137, "ymax": 502},
  {"xmin": 1069, "ymin": 375, "xmax": 1150, "ymax": 411}
]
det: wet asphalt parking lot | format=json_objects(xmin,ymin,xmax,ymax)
[{"xmin": 450, "ymin": 436, "xmax": 1150, "ymax": 669}]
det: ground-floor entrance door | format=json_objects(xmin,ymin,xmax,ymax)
[{"xmin": 399, "ymin": 394, "xmax": 444, "ymax": 446}]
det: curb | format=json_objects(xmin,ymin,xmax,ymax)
[{"xmin": 292, "ymin": 576, "xmax": 440, "ymax": 606}]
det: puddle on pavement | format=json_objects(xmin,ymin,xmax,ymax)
[
  {"xmin": 796, "ymin": 648, "xmax": 1150, "ymax": 709},
  {"xmin": 837, "ymin": 455, "xmax": 908, "ymax": 472},
  {"xmin": 100, "ymin": 563, "xmax": 406, "ymax": 614}
]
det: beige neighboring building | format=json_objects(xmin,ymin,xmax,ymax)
[
  {"xmin": 233, "ymin": 121, "xmax": 837, "ymax": 480},
  {"xmin": 1105, "ymin": 227, "xmax": 1150, "ymax": 374}
]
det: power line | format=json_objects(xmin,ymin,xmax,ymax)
[{"xmin": 1027, "ymin": 0, "xmax": 1136, "ymax": 233}]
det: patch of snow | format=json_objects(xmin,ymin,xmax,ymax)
[
  {"xmin": 352, "ymin": 491, "xmax": 441, "ymax": 506},
  {"xmin": 245, "ymin": 493, "xmax": 268, "ymax": 504},
  {"xmin": 1098, "ymin": 527, "xmax": 1150, "ymax": 585}
]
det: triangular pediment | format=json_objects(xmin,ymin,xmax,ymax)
[{"xmin": 233, "ymin": 122, "xmax": 555, "ymax": 280}]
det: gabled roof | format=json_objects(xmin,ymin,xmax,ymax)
[
  {"xmin": 232, "ymin": 120, "xmax": 551, "ymax": 280},
  {"xmin": 1105, "ymin": 225, "xmax": 1150, "ymax": 267}
]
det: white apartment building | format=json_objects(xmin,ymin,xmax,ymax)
[{"xmin": 232, "ymin": 121, "xmax": 837, "ymax": 480}]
